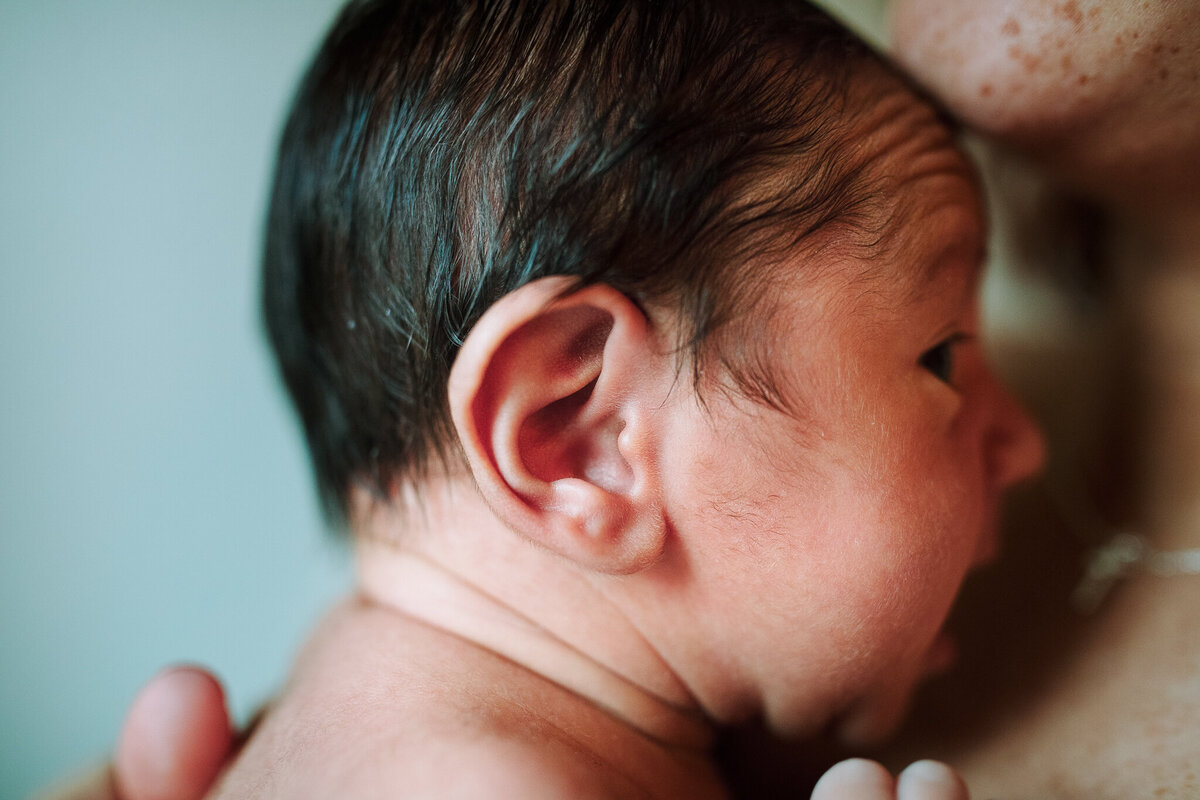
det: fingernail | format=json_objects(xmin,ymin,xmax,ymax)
[
  {"xmin": 897, "ymin": 760, "xmax": 967, "ymax": 800},
  {"xmin": 811, "ymin": 759, "xmax": 892, "ymax": 800}
]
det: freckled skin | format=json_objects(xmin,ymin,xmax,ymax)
[
  {"xmin": 1059, "ymin": 1, "xmax": 1084, "ymax": 27},
  {"xmin": 889, "ymin": 0, "xmax": 1200, "ymax": 215}
]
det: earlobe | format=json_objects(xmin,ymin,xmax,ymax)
[{"xmin": 448, "ymin": 277, "xmax": 668, "ymax": 574}]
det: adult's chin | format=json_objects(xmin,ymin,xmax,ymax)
[
  {"xmin": 888, "ymin": 0, "xmax": 1102, "ymax": 134},
  {"xmin": 888, "ymin": 0, "xmax": 1200, "ymax": 205}
]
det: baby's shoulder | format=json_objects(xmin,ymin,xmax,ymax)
[
  {"xmin": 209, "ymin": 600, "xmax": 665, "ymax": 798},
  {"xmin": 212, "ymin": 677, "xmax": 654, "ymax": 799},
  {"xmin": 352, "ymin": 726, "xmax": 655, "ymax": 799}
]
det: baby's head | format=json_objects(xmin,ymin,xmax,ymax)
[
  {"xmin": 265, "ymin": 0, "xmax": 901, "ymax": 521},
  {"xmin": 264, "ymin": 0, "xmax": 1042, "ymax": 741}
]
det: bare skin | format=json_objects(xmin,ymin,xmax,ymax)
[
  {"xmin": 51, "ymin": 13, "xmax": 1058, "ymax": 800},
  {"xmin": 58, "ymin": 4, "xmax": 1200, "ymax": 797},
  {"xmin": 878, "ymin": 1, "xmax": 1200, "ymax": 797},
  {"xmin": 196, "ymin": 72, "xmax": 1039, "ymax": 798},
  {"xmin": 209, "ymin": 593, "xmax": 722, "ymax": 799}
]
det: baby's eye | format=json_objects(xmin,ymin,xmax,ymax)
[{"xmin": 918, "ymin": 335, "xmax": 967, "ymax": 385}]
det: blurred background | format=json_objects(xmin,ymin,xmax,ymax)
[
  {"xmin": 0, "ymin": 3, "xmax": 350, "ymax": 797},
  {"xmin": 0, "ymin": 2, "xmax": 886, "ymax": 798}
]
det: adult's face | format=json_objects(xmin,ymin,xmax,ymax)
[{"xmin": 888, "ymin": 0, "xmax": 1200, "ymax": 212}]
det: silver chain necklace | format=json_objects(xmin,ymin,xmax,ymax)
[{"xmin": 1072, "ymin": 532, "xmax": 1200, "ymax": 612}]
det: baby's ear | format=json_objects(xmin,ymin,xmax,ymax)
[{"xmin": 448, "ymin": 276, "xmax": 669, "ymax": 574}]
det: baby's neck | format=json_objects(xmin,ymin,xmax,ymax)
[{"xmin": 353, "ymin": 485, "xmax": 714, "ymax": 753}]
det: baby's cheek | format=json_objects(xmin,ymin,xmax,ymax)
[{"xmin": 828, "ymin": 542, "xmax": 949, "ymax": 630}]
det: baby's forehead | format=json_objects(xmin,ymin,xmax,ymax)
[
  {"xmin": 760, "ymin": 62, "xmax": 984, "ymax": 287},
  {"xmin": 832, "ymin": 96, "xmax": 986, "ymax": 302},
  {"xmin": 761, "ymin": 160, "xmax": 984, "ymax": 313}
]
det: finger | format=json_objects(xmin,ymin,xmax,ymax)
[
  {"xmin": 897, "ymin": 760, "xmax": 969, "ymax": 800},
  {"xmin": 114, "ymin": 665, "xmax": 234, "ymax": 800},
  {"xmin": 811, "ymin": 758, "xmax": 896, "ymax": 800}
]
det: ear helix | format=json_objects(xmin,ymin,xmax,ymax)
[{"xmin": 447, "ymin": 277, "xmax": 667, "ymax": 573}]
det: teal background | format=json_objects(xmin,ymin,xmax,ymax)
[
  {"xmin": 0, "ymin": 3, "xmax": 349, "ymax": 798},
  {"xmin": 0, "ymin": 2, "xmax": 885, "ymax": 798}
]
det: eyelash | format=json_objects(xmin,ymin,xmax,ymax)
[{"xmin": 919, "ymin": 334, "xmax": 969, "ymax": 385}]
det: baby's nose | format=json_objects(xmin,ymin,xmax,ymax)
[{"xmin": 986, "ymin": 380, "xmax": 1046, "ymax": 489}]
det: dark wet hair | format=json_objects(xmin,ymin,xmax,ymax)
[{"xmin": 263, "ymin": 0, "xmax": 889, "ymax": 524}]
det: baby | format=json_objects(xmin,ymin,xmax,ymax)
[{"xmin": 205, "ymin": 0, "xmax": 1042, "ymax": 796}]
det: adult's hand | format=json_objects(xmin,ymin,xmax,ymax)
[
  {"xmin": 113, "ymin": 666, "xmax": 234, "ymax": 800},
  {"xmin": 42, "ymin": 666, "xmax": 234, "ymax": 800},
  {"xmin": 811, "ymin": 759, "xmax": 968, "ymax": 800}
]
